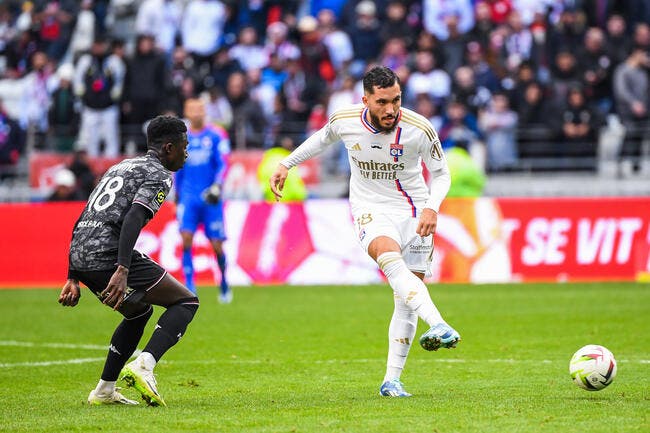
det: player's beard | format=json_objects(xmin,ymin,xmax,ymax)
[{"xmin": 369, "ymin": 110, "xmax": 399, "ymax": 133}]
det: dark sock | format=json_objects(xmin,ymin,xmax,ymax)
[
  {"xmin": 100, "ymin": 306, "xmax": 153, "ymax": 381},
  {"xmin": 216, "ymin": 253, "xmax": 228, "ymax": 293},
  {"xmin": 143, "ymin": 299, "xmax": 199, "ymax": 361}
]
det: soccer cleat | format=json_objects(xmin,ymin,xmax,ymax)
[
  {"xmin": 218, "ymin": 289, "xmax": 233, "ymax": 304},
  {"xmin": 419, "ymin": 323, "xmax": 461, "ymax": 351},
  {"xmin": 88, "ymin": 388, "xmax": 139, "ymax": 405},
  {"xmin": 119, "ymin": 359, "xmax": 166, "ymax": 407},
  {"xmin": 379, "ymin": 379, "xmax": 412, "ymax": 397}
]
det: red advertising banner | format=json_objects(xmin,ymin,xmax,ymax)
[
  {"xmin": 499, "ymin": 197, "xmax": 650, "ymax": 282},
  {"xmin": 0, "ymin": 198, "xmax": 648, "ymax": 287}
]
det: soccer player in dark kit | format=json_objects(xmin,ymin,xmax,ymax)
[{"xmin": 58, "ymin": 115, "xmax": 197, "ymax": 407}]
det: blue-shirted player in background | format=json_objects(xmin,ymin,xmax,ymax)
[{"xmin": 176, "ymin": 98, "xmax": 232, "ymax": 303}]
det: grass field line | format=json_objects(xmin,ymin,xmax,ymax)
[
  {"xmin": 0, "ymin": 357, "xmax": 105, "ymax": 368},
  {"xmin": 0, "ymin": 340, "xmax": 107, "ymax": 350}
]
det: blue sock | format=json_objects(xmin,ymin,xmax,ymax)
[
  {"xmin": 182, "ymin": 249, "xmax": 195, "ymax": 293},
  {"xmin": 216, "ymin": 253, "xmax": 228, "ymax": 294}
]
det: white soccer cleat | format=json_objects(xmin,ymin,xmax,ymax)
[
  {"xmin": 120, "ymin": 359, "xmax": 166, "ymax": 407},
  {"xmin": 88, "ymin": 388, "xmax": 139, "ymax": 405}
]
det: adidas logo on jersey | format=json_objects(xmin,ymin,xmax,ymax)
[{"xmin": 350, "ymin": 143, "xmax": 361, "ymax": 151}]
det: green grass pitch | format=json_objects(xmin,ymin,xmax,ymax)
[{"xmin": 0, "ymin": 282, "xmax": 648, "ymax": 432}]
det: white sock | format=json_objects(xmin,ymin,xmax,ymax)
[
  {"xmin": 384, "ymin": 293, "xmax": 417, "ymax": 383},
  {"xmin": 377, "ymin": 252, "xmax": 445, "ymax": 327},
  {"xmin": 137, "ymin": 352, "xmax": 157, "ymax": 371},
  {"xmin": 95, "ymin": 379, "xmax": 116, "ymax": 395}
]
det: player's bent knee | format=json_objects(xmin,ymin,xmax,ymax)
[
  {"xmin": 169, "ymin": 296, "xmax": 199, "ymax": 321},
  {"xmin": 121, "ymin": 303, "xmax": 153, "ymax": 321}
]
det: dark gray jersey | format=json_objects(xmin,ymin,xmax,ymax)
[{"xmin": 69, "ymin": 152, "xmax": 172, "ymax": 271}]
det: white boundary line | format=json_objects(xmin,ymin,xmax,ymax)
[
  {"xmin": 0, "ymin": 340, "xmax": 107, "ymax": 350},
  {"xmin": 0, "ymin": 358, "xmax": 105, "ymax": 368},
  {"xmin": 1, "ymin": 340, "xmax": 648, "ymax": 369}
]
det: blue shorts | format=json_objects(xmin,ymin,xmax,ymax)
[{"xmin": 177, "ymin": 197, "xmax": 226, "ymax": 240}]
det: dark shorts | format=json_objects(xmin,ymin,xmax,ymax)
[{"xmin": 69, "ymin": 251, "xmax": 166, "ymax": 318}]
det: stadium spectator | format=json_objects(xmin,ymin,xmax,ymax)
[
  {"xmin": 59, "ymin": 114, "xmax": 197, "ymax": 407},
  {"xmin": 48, "ymin": 62, "xmax": 77, "ymax": 151},
  {"xmin": 181, "ymin": 0, "xmax": 228, "ymax": 70},
  {"xmin": 279, "ymin": 57, "xmax": 322, "ymax": 141},
  {"xmin": 605, "ymin": 14, "xmax": 632, "ymax": 67},
  {"xmin": 379, "ymin": 1, "xmax": 417, "ymax": 48},
  {"xmin": 347, "ymin": 1, "xmax": 382, "ymax": 71},
  {"xmin": 19, "ymin": 50, "xmax": 51, "ymax": 148},
  {"xmin": 134, "ymin": 0, "xmax": 182, "ymax": 57},
  {"xmin": 613, "ymin": 48, "xmax": 650, "ymax": 173},
  {"xmin": 228, "ymin": 26, "xmax": 268, "ymax": 73},
  {"xmin": 66, "ymin": 0, "xmax": 96, "ymax": 62},
  {"xmin": 551, "ymin": 84, "xmax": 603, "ymax": 163},
  {"xmin": 451, "ymin": 65, "xmax": 492, "ymax": 115},
  {"xmin": 296, "ymin": 15, "xmax": 335, "ymax": 85},
  {"xmin": 547, "ymin": 7, "xmax": 585, "ymax": 61},
  {"xmin": 34, "ymin": 0, "xmax": 76, "ymax": 62},
  {"xmin": 176, "ymin": 98, "xmax": 231, "ymax": 301},
  {"xmin": 464, "ymin": 41, "xmax": 501, "ymax": 92},
  {"xmin": 269, "ymin": 66, "xmax": 460, "ymax": 398},
  {"xmin": 578, "ymin": 27, "xmax": 614, "ymax": 115},
  {"xmin": 502, "ymin": 9, "xmax": 534, "ymax": 74},
  {"xmin": 67, "ymin": 149, "xmax": 96, "ymax": 199},
  {"xmin": 0, "ymin": 99, "xmax": 25, "ymax": 177},
  {"xmin": 405, "ymin": 50, "xmax": 451, "ymax": 107},
  {"xmin": 479, "ymin": 91, "xmax": 518, "ymax": 171},
  {"xmin": 440, "ymin": 12, "xmax": 470, "ymax": 74},
  {"xmin": 317, "ymin": 8, "xmax": 354, "ymax": 73},
  {"xmin": 165, "ymin": 45, "xmax": 200, "ymax": 115},
  {"xmin": 484, "ymin": 0, "xmax": 514, "ymax": 25},
  {"xmin": 549, "ymin": 50, "xmax": 581, "ymax": 106},
  {"xmin": 378, "ymin": 37, "xmax": 410, "ymax": 74},
  {"xmin": 225, "ymin": 71, "xmax": 266, "ymax": 149},
  {"xmin": 263, "ymin": 21, "xmax": 300, "ymax": 63},
  {"xmin": 201, "ymin": 86, "xmax": 232, "ymax": 128},
  {"xmin": 74, "ymin": 35, "xmax": 125, "ymax": 157},
  {"xmin": 422, "ymin": 0, "xmax": 475, "ymax": 42},
  {"xmin": 437, "ymin": 98, "xmax": 484, "ymax": 172},
  {"xmin": 47, "ymin": 167, "xmax": 84, "ymax": 201},
  {"xmin": 122, "ymin": 34, "xmax": 168, "ymax": 151},
  {"xmin": 260, "ymin": 52, "xmax": 288, "ymax": 93},
  {"xmin": 208, "ymin": 46, "xmax": 243, "ymax": 93},
  {"xmin": 516, "ymin": 80, "xmax": 551, "ymax": 126},
  {"xmin": 467, "ymin": 1, "xmax": 496, "ymax": 51}
]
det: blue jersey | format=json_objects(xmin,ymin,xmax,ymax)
[{"xmin": 175, "ymin": 125, "xmax": 230, "ymax": 199}]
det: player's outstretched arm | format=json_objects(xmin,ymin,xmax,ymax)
[
  {"xmin": 58, "ymin": 279, "xmax": 80, "ymax": 307},
  {"xmin": 269, "ymin": 164, "xmax": 289, "ymax": 202},
  {"xmin": 416, "ymin": 208, "xmax": 438, "ymax": 237}
]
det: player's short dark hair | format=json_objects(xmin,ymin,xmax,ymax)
[
  {"xmin": 146, "ymin": 115, "xmax": 187, "ymax": 151},
  {"xmin": 363, "ymin": 66, "xmax": 401, "ymax": 94}
]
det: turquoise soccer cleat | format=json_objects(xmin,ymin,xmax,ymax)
[
  {"xmin": 419, "ymin": 323, "xmax": 461, "ymax": 351},
  {"xmin": 379, "ymin": 379, "xmax": 412, "ymax": 397}
]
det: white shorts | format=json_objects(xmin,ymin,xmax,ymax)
[{"xmin": 353, "ymin": 211, "xmax": 434, "ymax": 274}]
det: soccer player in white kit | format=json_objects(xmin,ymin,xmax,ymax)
[{"xmin": 270, "ymin": 66, "xmax": 460, "ymax": 397}]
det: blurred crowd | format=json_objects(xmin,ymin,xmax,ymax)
[{"xmin": 1, "ymin": 0, "xmax": 650, "ymax": 179}]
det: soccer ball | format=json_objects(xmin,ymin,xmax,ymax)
[{"xmin": 569, "ymin": 345, "xmax": 617, "ymax": 391}]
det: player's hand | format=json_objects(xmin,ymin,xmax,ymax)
[
  {"xmin": 58, "ymin": 279, "xmax": 81, "ymax": 307},
  {"xmin": 269, "ymin": 164, "xmax": 289, "ymax": 202},
  {"xmin": 101, "ymin": 265, "xmax": 129, "ymax": 311},
  {"xmin": 202, "ymin": 183, "xmax": 221, "ymax": 204},
  {"xmin": 416, "ymin": 208, "xmax": 438, "ymax": 237}
]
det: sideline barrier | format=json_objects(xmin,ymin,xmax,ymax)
[{"xmin": 0, "ymin": 198, "xmax": 648, "ymax": 287}]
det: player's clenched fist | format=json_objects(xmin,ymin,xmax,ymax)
[{"xmin": 58, "ymin": 279, "xmax": 80, "ymax": 307}]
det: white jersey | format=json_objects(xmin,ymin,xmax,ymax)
[{"xmin": 281, "ymin": 104, "xmax": 451, "ymax": 218}]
